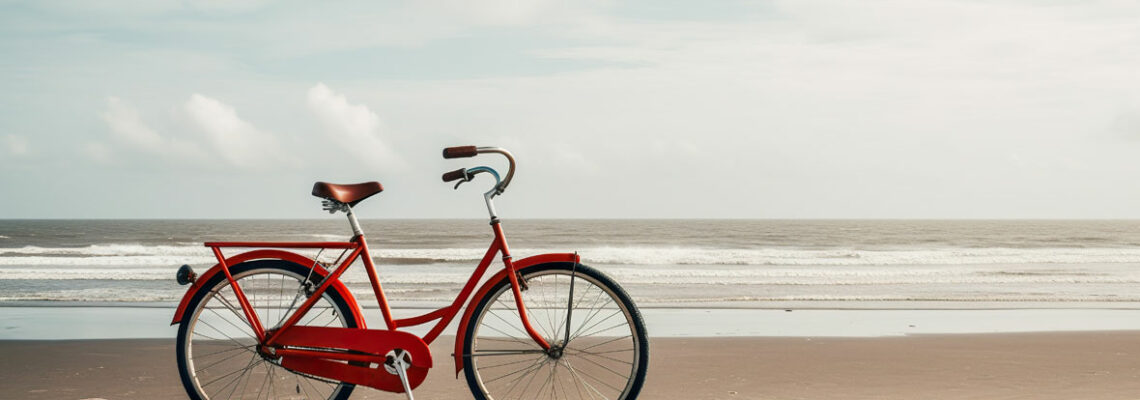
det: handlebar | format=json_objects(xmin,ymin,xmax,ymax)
[{"xmin": 441, "ymin": 146, "xmax": 516, "ymax": 196}]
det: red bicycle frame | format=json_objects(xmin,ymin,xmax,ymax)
[
  {"xmin": 172, "ymin": 146, "xmax": 594, "ymax": 395},
  {"xmin": 171, "ymin": 220, "xmax": 579, "ymax": 375}
]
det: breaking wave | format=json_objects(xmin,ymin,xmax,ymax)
[{"xmin": 8, "ymin": 244, "xmax": 1140, "ymax": 266}]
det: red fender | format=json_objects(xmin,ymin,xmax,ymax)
[
  {"xmin": 452, "ymin": 253, "xmax": 580, "ymax": 375},
  {"xmin": 170, "ymin": 249, "xmax": 366, "ymax": 328}
]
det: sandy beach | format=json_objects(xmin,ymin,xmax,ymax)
[
  {"xmin": 4, "ymin": 332, "xmax": 1140, "ymax": 399},
  {"xmin": 7, "ymin": 220, "xmax": 1140, "ymax": 399}
]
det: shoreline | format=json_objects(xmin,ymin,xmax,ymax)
[
  {"xmin": 6, "ymin": 306, "xmax": 1140, "ymax": 340},
  {"xmin": 6, "ymin": 333, "xmax": 1140, "ymax": 399},
  {"xmin": 12, "ymin": 299, "xmax": 1140, "ymax": 309}
]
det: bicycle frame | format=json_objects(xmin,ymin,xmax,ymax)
[{"xmin": 170, "ymin": 220, "xmax": 581, "ymax": 374}]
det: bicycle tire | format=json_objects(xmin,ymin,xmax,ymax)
[
  {"xmin": 462, "ymin": 262, "xmax": 650, "ymax": 399},
  {"xmin": 175, "ymin": 259, "xmax": 360, "ymax": 400}
]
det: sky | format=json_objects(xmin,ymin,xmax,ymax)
[{"xmin": 3, "ymin": 0, "xmax": 1140, "ymax": 219}]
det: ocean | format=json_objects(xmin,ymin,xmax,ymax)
[{"xmin": 4, "ymin": 219, "xmax": 1140, "ymax": 309}]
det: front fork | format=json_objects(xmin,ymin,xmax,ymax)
[{"xmin": 503, "ymin": 255, "xmax": 552, "ymax": 351}]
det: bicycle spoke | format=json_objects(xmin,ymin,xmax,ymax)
[
  {"xmin": 277, "ymin": 273, "xmax": 285, "ymax": 329},
  {"xmin": 268, "ymin": 361, "xmax": 277, "ymax": 399},
  {"xmin": 488, "ymin": 295, "xmax": 536, "ymax": 338},
  {"xmin": 538, "ymin": 276, "xmax": 559, "ymax": 339},
  {"xmin": 194, "ymin": 345, "xmax": 256, "ymax": 374},
  {"xmin": 564, "ymin": 357, "xmax": 624, "ymax": 394},
  {"xmin": 562, "ymin": 358, "xmax": 609, "ymax": 400},
  {"xmin": 573, "ymin": 317, "xmax": 628, "ymax": 343},
  {"xmin": 550, "ymin": 274, "xmax": 561, "ymax": 339},
  {"xmin": 200, "ymin": 352, "xmax": 260, "ymax": 389},
  {"xmin": 572, "ymin": 349, "xmax": 634, "ymax": 368},
  {"xmin": 204, "ymin": 306, "xmax": 256, "ymax": 339},
  {"xmin": 195, "ymin": 317, "xmax": 255, "ymax": 351},
  {"xmin": 470, "ymin": 349, "xmax": 548, "ymax": 357},
  {"xmin": 476, "ymin": 336, "xmax": 535, "ymax": 345},
  {"xmin": 235, "ymin": 354, "xmax": 259, "ymax": 400},
  {"xmin": 275, "ymin": 284, "xmax": 307, "ymax": 329},
  {"xmin": 570, "ymin": 350, "xmax": 631, "ymax": 380},
  {"xmin": 476, "ymin": 356, "xmax": 539, "ymax": 370},
  {"xmin": 574, "ymin": 335, "xmax": 631, "ymax": 353},
  {"xmin": 299, "ymin": 305, "xmax": 332, "ymax": 326},
  {"xmin": 536, "ymin": 358, "xmax": 559, "ymax": 399},
  {"xmin": 255, "ymin": 361, "xmax": 272, "ymax": 400},
  {"xmin": 189, "ymin": 336, "xmax": 258, "ymax": 362},
  {"xmin": 484, "ymin": 309, "xmax": 537, "ymax": 342},
  {"xmin": 193, "ymin": 343, "xmax": 255, "ymax": 360},
  {"xmin": 213, "ymin": 290, "xmax": 254, "ymax": 331},
  {"xmin": 568, "ymin": 289, "xmax": 612, "ymax": 340},
  {"xmin": 514, "ymin": 357, "xmax": 550, "ymax": 397},
  {"xmin": 483, "ymin": 355, "xmax": 547, "ymax": 385},
  {"xmin": 321, "ymin": 307, "xmax": 341, "ymax": 327},
  {"xmin": 570, "ymin": 306, "xmax": 620, "ymax": 342},
  {"xmin": 523, "ymin": 303, "xmax": 551, "ymax": 344},
  {"xmin": 502, "ymin": 357, "xmax": 549, "ymax": 395},
  {"xmin": 478, "ymin": 323, "xmax": 539, "ymax": 351},
  {"xmin": 299, "ymin": 367, "xmax": 335, "ymax": 399},
  {"xmin": 549, "ymin": 359, "xmax": 561, "ymax": 400},
  {"xmin": 571, "ymin": 346, "xmax": 634, "ymax": 358}
]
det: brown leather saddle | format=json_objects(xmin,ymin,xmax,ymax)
[{"xmin": 311, "ymin": 181, "xmax": 383, "ymax": 206}]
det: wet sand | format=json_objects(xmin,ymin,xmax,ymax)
[{"xmin": 4, "ymin": 332, "xmax": 1140, "ymax": 399}]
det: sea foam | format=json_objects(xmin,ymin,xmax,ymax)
[{"xmin": 9, "ymin": 244, "xmax": 1140, "ymax": 266}]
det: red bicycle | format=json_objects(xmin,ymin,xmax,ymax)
[{"xmin": 171, "ymin": 146, "xmax": 649, "ymax": 399}]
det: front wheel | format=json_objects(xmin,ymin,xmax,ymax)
[{"xmin": 463, "ymin": 263, "xmax": 650, "ymax": 399}]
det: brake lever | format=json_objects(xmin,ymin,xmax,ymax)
[{"xmin": 450, "ymin": 166, "xmax": 498, "ymax": 191}]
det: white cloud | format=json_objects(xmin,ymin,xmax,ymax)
[
  {"xmin": 2, "ymin": 135, "xmax": 30, "ymax": 156},
  {"xmin": 413, "ymin": 0, "xmax": 596, "ymax": 27},
  {"xmin": 99, "ymin": 95, "xmax": 286, "ymax": 169},
  {"xmin": 100, "ymin": 97, "xmax": 209, "ymax": 163},
  {"xmin": 183, "ymin": 94, "xmax": 286, "ymax": 169},
  {"xmin": 101, "ymin": 97, "xmax": 164, "ymax": 152},
  {"xmin": 306, "ymin": 83, "xmax": 404, "ymax": 171},
  {"xmin": 83, "ymin": 142, "xmax": 113, "ymax": 164}
]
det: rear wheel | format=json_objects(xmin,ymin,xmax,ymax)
[
  {"xmin": 175, "ymin": 259, "xmax": 359, "ymax": 400},
  {"xmin": 463, "ymin": 263, "xmax": 650, "ymax": 399}
]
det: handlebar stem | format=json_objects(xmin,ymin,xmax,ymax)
[
  {"xmin": 484, "ymin": 191, "xmax": 499, "ymax": 220},
  {"xmin": 464, "ymin": 166, "xmax": 502, "ymax": 219}
]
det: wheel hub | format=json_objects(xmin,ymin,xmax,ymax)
[
  {"xmin": 256, "ymin": 344, "xmax": 279, "ymax": 361},
  {"xmin": 547, "ymin": 342, "xmax": 565, "ymax": 359}
]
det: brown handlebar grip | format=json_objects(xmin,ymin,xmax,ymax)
[
  {"xmin": 442, "ymin": 168, "xmax": 469, "ymax": 182},
  {"xmin": 443, "ymin": 146, "xmax": 478, "ymax": 159}
]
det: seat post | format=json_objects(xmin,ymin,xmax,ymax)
[{"xmin": 345, "ymin": 205, "xmax": 365, "ymax": 236}]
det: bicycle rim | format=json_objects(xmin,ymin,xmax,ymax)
[
  {"xmin": 179, "ymin": 262, "xmax": 355, "ymax": 400},
  {"xmin": 465, "ymin": 264, "xmax": 648, "ymax": 400}
]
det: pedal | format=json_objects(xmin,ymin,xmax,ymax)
[{"xmin": 385, "ymin": 349, "xmax": 416, "ymax": 400}]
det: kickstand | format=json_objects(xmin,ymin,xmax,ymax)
[{"xmin": 386, "ymin": 349, "xmax": 416, "ymax": 400}]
